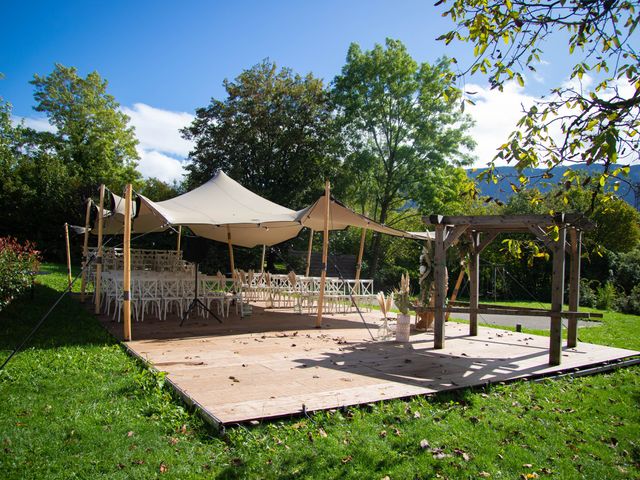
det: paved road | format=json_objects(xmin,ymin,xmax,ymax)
[{"xmin": 450, "ymin": 312, "xmax": 601, "ymax": 330}]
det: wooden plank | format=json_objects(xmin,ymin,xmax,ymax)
[
  {"xmin": 316, "ymin": 181, "xmax": 330, "ymax": 328},
  {"xmin": 423, "ymin": 213, "xmax": 591, "ymax": 228},
  {"xmin": 80, "ymin": 198, "xmax": 92, "ymax": 302},
  {"xmin": 567, "ymin": 228, "xmax": 582, "ymax": 348},
  {"xmin": 123, "ymin": 184, "xmax": 132, "ymax": 341},
  {"xmin": 94, "ymin": 184, "xmax": 105, "ymax": 314},
  {"xmin": 476, "ymin": 231, "xmax": 498, "ymax": 254},
  {"xmin": 550, "ymin": 228, "xmax": 566, "ymax": 365},
  {"xmin": 415, "ymin": 305, "xmax": 599, "ymax": 319},
  {"xmin": 433, "ymin": 224, "xmax": 446, "ymax": 348}
]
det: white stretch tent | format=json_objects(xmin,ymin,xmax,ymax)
[
  {"xmin": 99, "ymin": 171, "xmax": 303, "ymax": 247},
  {"xmin": 97, "ymin": 170, "xmax": 424, "ymax": 246}
]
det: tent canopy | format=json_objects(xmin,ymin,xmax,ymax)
[{"xmin": 96, "ymin": 170, "xmax": 423, "ymax": 247}]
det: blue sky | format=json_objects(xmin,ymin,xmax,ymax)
[{"xmin": 2, "ymin": 0, "xmax": 579, "ymax": 181}]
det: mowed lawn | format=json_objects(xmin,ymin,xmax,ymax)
[{"xmin": 0, "ymin": 264, "xmax": 638, "ymax": 479}]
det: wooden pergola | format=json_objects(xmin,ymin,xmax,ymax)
[{"xmin": 420, "ymin": 214, "xmax": 596, "ymax": 366}]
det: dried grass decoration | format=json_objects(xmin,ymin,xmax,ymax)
[
  {"xmin": 376, "ymin": 291, "xmax": 394, "ymax": 340},
  {"xmin": 395, "ymin": 272, "xmax": 411, "ymax": 315}
]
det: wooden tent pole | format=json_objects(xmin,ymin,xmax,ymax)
[
  {"xmin": 80, "ymin": 198, "xmax": 91, "ymax": 302},
  {"xmin": 227, "ymin": 225, "xmax": 235, "ymax": 278},
  {"xmin": 315, "ymin": 181, "xmax": 330, "ymax": 328},
  {"xmin": 305, "ymin": 229, "xmax": 314, "ymax": 277},
  {"xmin": 64, "ymin": 222, "xmax": 72, "ymax": 288},
  {"xmin": 261, "ymin": 244, "xmax": 266, "ymax": 274},
  {"xmin": 122, "ymin": 183, "xmax": 132, "ymax": 341},
  {"xmin": 433, "ymin": 223, "xmax": 447, "ymax": 348},
  {"xmin": 94, "ymin": 184, "xmax": 105, "ymax": 314},
  {"xmin": 354, "ymin": 227, "xmax": 366, "ymax": 294},
  {"xmin": 176, "ymin": 225, "xmax": 182, "ymax": 253}
]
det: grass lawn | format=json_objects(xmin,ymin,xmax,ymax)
[{"xmin": 0, "ymin": 264, "xmax": 638, "ymax": 479}]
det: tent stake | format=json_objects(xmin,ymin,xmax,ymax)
[
  {"xmin": 316, "ymin": 181, "xmax": 330, "ymax": 328},
  {"xmin": 123, "ymin": 183, "xmax": 132, "ymax": 341},
  {"xmin": 64, "ymin": 222, "xmax": 72, "ymax": 288},
  {"xmin": 305, "ymin": 229, "xmax": 314, "ymax": 277},
  {"xmin": 80, "ymin": 198, "xmax": 91, "ymax": 302},
  {"xmin": 94, "ymin": 184, "xmax": 105, "ymax": 315}
]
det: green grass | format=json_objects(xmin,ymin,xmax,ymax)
[{"xmin": 1, "ymin": 264, "xmax": 639, "ymax": 479}]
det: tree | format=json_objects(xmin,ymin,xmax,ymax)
[
  {"xmin": 182, "ymin": 60, "xmax": 339, "ymax": 209},
  {"xmin": 437, "ymin": 0, "xmax": 639, "ymax": 207},
  {"xmin": 30, "ymin": 63, "xmax": 141, "ymax": 194},
  {"xmin": 332, "ymin": 38, "xmax": 475, "ymax": 278}
]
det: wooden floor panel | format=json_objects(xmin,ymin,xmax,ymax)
[{"xmin": 98, "ymin": 302, "xmax": 639, "ymax": 425}]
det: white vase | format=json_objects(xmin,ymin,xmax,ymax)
[{"xmin": 395, "ymin": 313, "xmax": 411, "ymax": 342}]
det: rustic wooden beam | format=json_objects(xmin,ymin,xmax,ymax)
[
  {"xmin": 469, "ymin": 231, "xmax": 480, "ymax": 336},
  {"xmin": 451, "ymin": 300, "xmax": 602, "ymax": 318},
  {"xmin": 444, "ymin": 225, "xmax": 469, "ymax": 250},
  {"xmin": 476, "ymin": 231, "xmax": 498, "ymax": 254},
  {"xmin": 567, "ymin": 227, "xmax": 582, "ymax": 347},
  {"xmin": 549, "ymin": 228, "xmax": 566, "ymax": 365},
  {"xmin": 433, "ymin": 224, "xmax": 447, "ymax": 348},
  {"xmin": 316, "ymin": 181, "xmax": 330, "ymax": 328},
  {"xmin": 415, "ymin": 305, "xmax": 598, "ymax": 319},
  {"xmin": 94, "ymin": 184, "xmax": 105, "ymax": 315}
]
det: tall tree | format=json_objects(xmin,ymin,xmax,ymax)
[
  {"xmin": 436, "ymin": 0, "xmax": 639, "ymax": 208},
  {"xmin": 30, "ymin": 63, "xmax": 141, "ymax": 194},
  {"xmin": 332, "ymin": 38, "xmax": 475, "ymax": 278},
  {"xmin": 182, "ymin": 60, "xmax": 339, "ymax": 209}
]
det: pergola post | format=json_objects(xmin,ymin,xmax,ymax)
[
  {"xmin": 433, "ymin": 223, "xmax": 447, "ymax": 349},
  {"xmin": 549, "ymin": 224, "xmax": 567, "ymax": 365},
  {"xmin": 567, "ymin": 227, "xmax": 582, "ymax": 348},
  {"xmin": 469, "ymin": 231, "xmax": 480, "ymax": 336},
  {"xmin": 122, "ymin": 183, "xmax": 132, "ymax": 341},
  {"xmin": 305, "ymin": 229, "xmax": 314, "ymax": 277},
  {"xmin": 315, "ymin": 181, "xmax": 330, "ymax": 328},
  {"xmin": 227, "ymin": 225, "xmax": 235, "ymax": 278},
  {"xmin": 80, "ymin": 198, "xmax": 91, "ymax": 302},
  {"xmin": 94, "ymin": 184, "xmax": 105, "ymax": 314},
  {"xmin": 64, "ymin": 222, "xmax": 72, "ymax": 288}
]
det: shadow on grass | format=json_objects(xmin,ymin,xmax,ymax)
[{"xmin": 0, "ymin": 283, "xmax": 116, "ymax": 352}]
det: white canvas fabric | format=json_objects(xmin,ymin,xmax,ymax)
[
  {"xmin": 295, "ymin": 196, "xmax": 425, "ymax": 240},
  {"xmin": 95, "ymin": 171, "xmax": 424, "ymax": 247}
]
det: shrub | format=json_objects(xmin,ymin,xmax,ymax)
[
  {"xmin": 579, "ymin": 278, "xmax": 598, "ymax": 308},
  {"xmin": 615, "ymin": 285, "xmax": 640, "ymax": 315},
  {"xmin": 0, "ymin": 237, "xmax": 41, "ymax": 311},
  {"xmin": 595, "ymin": 281, "xmax": 618, "ymax": 311}
]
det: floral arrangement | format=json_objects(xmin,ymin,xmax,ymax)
[{"xmin": 394, "ymin": 272, "xmax": 411, "ymax": 315}]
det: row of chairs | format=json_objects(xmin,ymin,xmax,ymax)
[{"xmin": 99, "ymin": 272, "xmax": 243, "ymax": 322}]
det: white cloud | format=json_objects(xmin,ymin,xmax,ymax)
[
  {"xmin": 122, "ymin": 103, "xmax": 194, "ymax": 157},
  {"xmin": 136, "ymin": 148, "xmax": 187, "ymax": 183},
  {"xmin": 121, "ymin": 103, "xmax": 195, "ymax": 183},
  {"xmin": 465, "ymin": 81, "xmax": 537, "ymax": 166}
]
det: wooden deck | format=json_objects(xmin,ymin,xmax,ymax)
[{"xmin": 99, "ymin": 303, "xmax": 639, "ymax": 426}]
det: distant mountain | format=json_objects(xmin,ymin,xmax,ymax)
[{"xmin": 468, "ymin": 164, "xmax": 640, "ymax": 210}]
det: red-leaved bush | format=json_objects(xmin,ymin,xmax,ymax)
[{"xmin": 0, "ymin": 237, "xmax": 41, "ymax": 311}]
